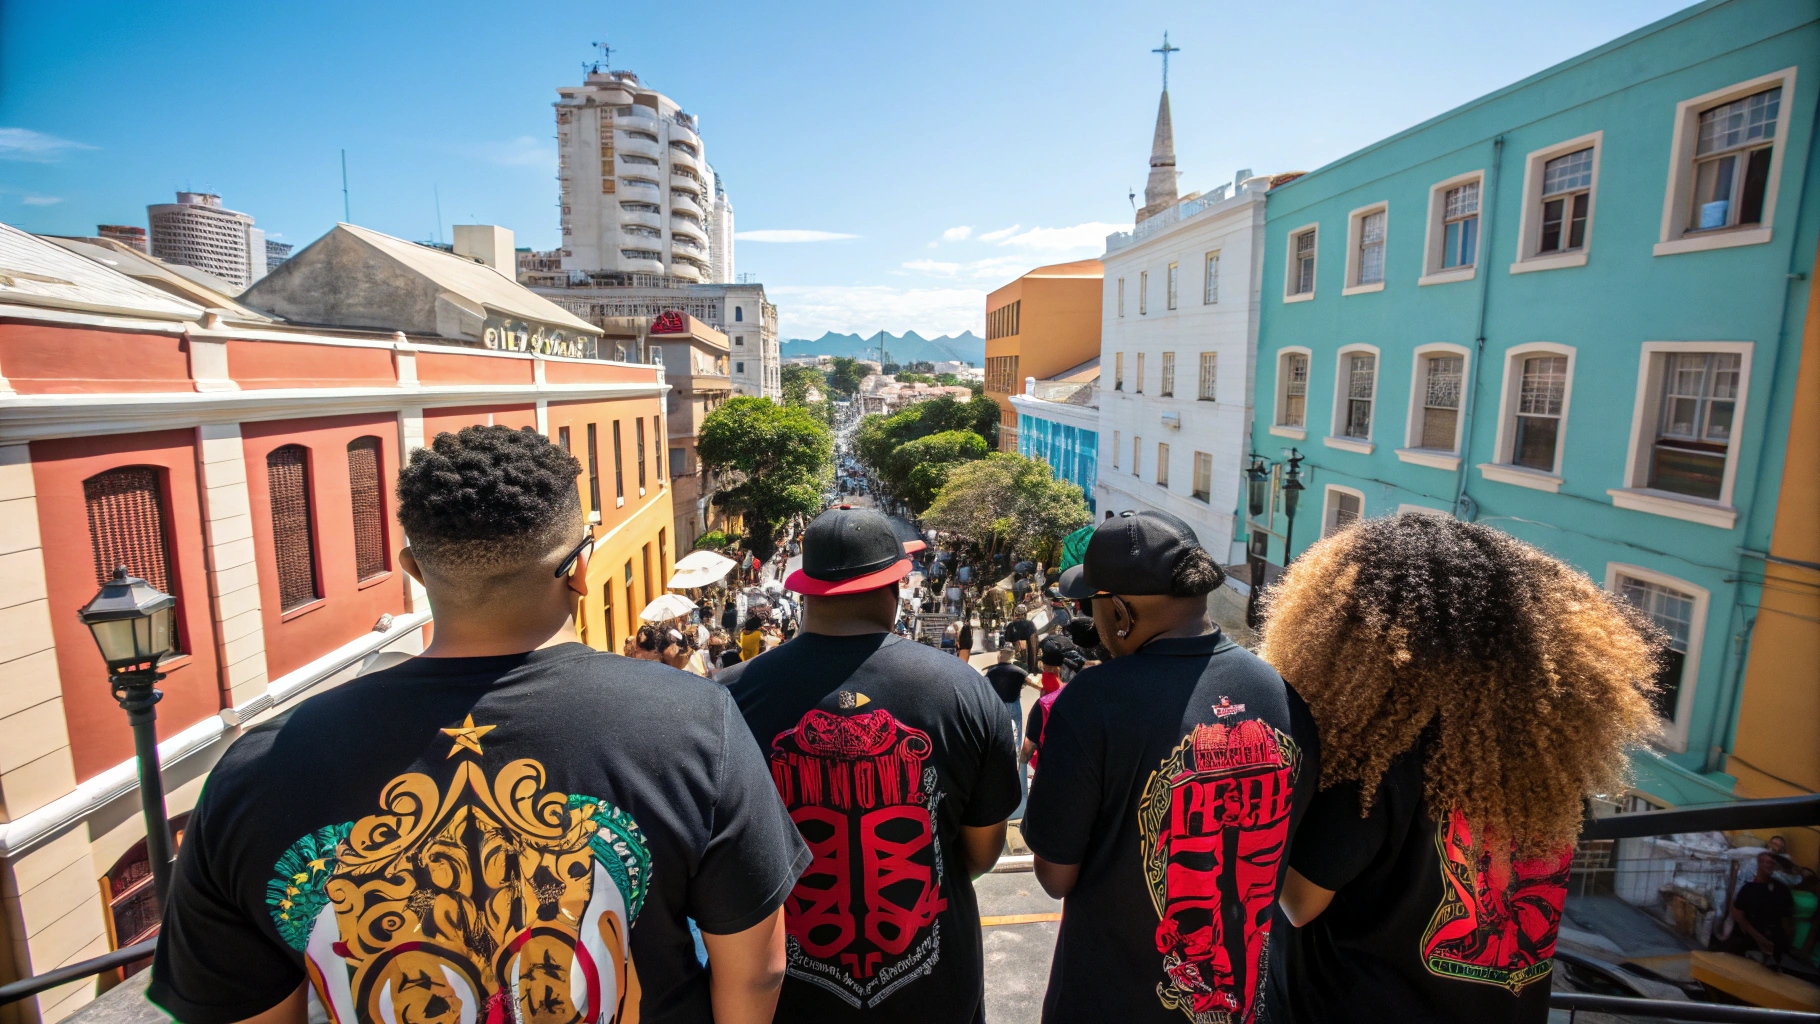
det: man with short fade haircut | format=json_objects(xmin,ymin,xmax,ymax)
[
  {"xmin": 1023, "ymin": 509, "xmax": 1320, "ymax": 1024},
  {"xmin": 721, "ymin": 506, "xmax": 1019, "ymax": 1024},
  {"xmin": 149, "ymin": 425, "xmax": 809, "ymax": 1024}
]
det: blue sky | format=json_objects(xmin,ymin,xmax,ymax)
[{"xmin": 2, "ymin": 0, "xmax": 1692, "ymax": 340}]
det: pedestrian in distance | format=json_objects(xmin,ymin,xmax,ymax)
[
  {"xmin": 984, "ymin": 645, "xmax": 1032, "ymax": 749},
  {"xmin": 1260, "ymin": 512, "xmax": 1660, "ymax": 1024},
  {"xmin": 1023, "ymin": 509, "xmax": 1321, "ymax": 1024},
  {"xmin": 1002, "ymin": 603, "xmax": 1036, "ymax": 672},
  {"xmin": 147, "ymin": 425, "xmax": 808, "ymax": 1024},
  {"xmin": 721, "ymin": 506, "xmax": 1020, "ymax": 1024}
]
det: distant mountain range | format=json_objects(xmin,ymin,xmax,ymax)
[{"xmin": 782, "ymin": 331, "xmax": 984, "ymax": 365}]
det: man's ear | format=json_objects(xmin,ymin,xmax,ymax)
[{"xmin": 400, "ymin": 547, "xmax": 424, "ymax": 584}]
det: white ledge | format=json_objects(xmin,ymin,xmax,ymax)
[
  {"xmin": 1282, "ymin": 292, "xmax": 1315, "ymax": 304},
  {"xmin": 1607, "ymin": 487, "xmax": 1738, "ymax": 529},
  {"xmin": 1418, "ymin": 267, "xmax": 1477, "ymax": 287},
  {"xmin": 1341, "ymin": 281, "xmax": 1386, "ymax": 296},
  {"xmin": 1268, "ymin": 425, "xmax": 1307, "ymax": 440},
  {"xmin": 1477, "ymin": 463, "xmax": 1562, "ymax": 492},
  {"xmin": 1322, "ymin": 435, "xmax": 1375, "ymax": 454},
  {"xmin": 1395, "ymin": 447, "xmax": 1461, "ymax": 470},
  {"xmin": 1653, "ymin": 227, "xmax": 1772, "ymax": 257},
  {"xmin": 1509, "ymin": 251, "xmax": 1588, "ymax": 275}
]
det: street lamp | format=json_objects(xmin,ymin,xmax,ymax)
[
  {"xmin": 1244, "ymin": 454, "xmax": 1271, "ymax": 630},
  {"xmin": 1281, "ymin": 448, "xmax": 1306, "ymax": 566},
  {"xmin": 77, "ymin": 567, "xmax": 178, "ymax": 901},
  {"xmin": 1246, "ymin": 453, "xmax": 1269, "ymax": 519}
]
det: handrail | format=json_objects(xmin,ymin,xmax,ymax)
[
  {"xmin": 1548, "ymin": 993, "xmax": 1820, "ymax": 1022},
  {"xmin": 0, "ymin": 940, "xmax": 154, "ymax": 1006},
  {"xmin": 1582, "ymin": 794, "xmax": 1820, "ymax": 841}
]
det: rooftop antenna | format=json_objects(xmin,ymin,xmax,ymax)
[
  {"xmin": 1152, "ymin": 31, "xmax": 1180, "ymax": 92},
  {"xmin": 588, "ymin": 40, "xmax": 613, "ymax": 74},
  {"xmin": 340, "ymin": 150, "xmax": 350, "ymax": 223}
]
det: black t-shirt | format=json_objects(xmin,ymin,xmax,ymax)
[
  {"xmin": 1734, "ymin": 878, "xmax": 1794, "ymax": 939},
  {"xmin": 148, "ymin": 644, "xmax": 809, "ymax": 1024},
  {"xmin": 1268, "ymin": 751, "xmax": 1574, "ymax": 1024},
  {"xmin": 1021, "ymin": 630, "xmax": 1318, "ymax": 1024},
  {"xmin": 1002, "ymin": 619, "xmax": 1035, "ymax": 645},
  {"xmin": 984, "ymin": 662, "xmax": 1030, "ymax": 703},
  {"xmin": 722, "ymin": 632, "xmax": 1020, "ymax": 1024}
]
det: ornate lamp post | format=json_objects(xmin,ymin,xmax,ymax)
[
  {"xmin": 77, "ymin": 567, "xmax": 178, "ymax": 900},
  {"xmin": 1281, "ymin": 448, "xmax": 1306, "ymax": 566},
  {"xmin": 1244, "ymin": 454, "xmax": 1270, "ymax": 629}
]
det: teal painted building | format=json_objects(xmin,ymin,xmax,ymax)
[
  {"xmin": 1014, "ymin": 406, "xmax": 1099, "ymax": 512},
  {"xmin": 1247, "ymin": 0, "xmax": 1818, "ymax": 806}
]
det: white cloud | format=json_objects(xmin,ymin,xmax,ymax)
[
  {"xmin": 734, "ymin": 229, "xmax": 859, "ymax": 243},
  {"xmin": 995, "ymin": 222, "xmax": 1131, "ymax": 251},
  {"xmin": 0, "ymin": 128, "xmax": 95, "ymax": 163},
  {"xmin": 977, "ymin": 224, "xmax": 1021, "ymax": 242},
  {"xmin": 21, "ymin": 194, "xmax": 62, "ymax": 206},
  {"xmin": 479, "ymin": 135, "xmax": 556, "ymax": 169},
  {"xmin": 940, "ymin": 225, "xmax": 972, "ymax": 241},
  {"xmin": 901, "ymin": 254, "xmax": 1046, "ymax": 282},
  {"xmin": 769, "ymin": 285, "xmax": 985, "ymax": 340}
]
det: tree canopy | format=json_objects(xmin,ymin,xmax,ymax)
[
  {"xmin": 780, "ymin": 364, "xmax": 825, "ymax": 405},
  {"xmin": 893, "ymin": 430, "xmax": 988, "ymax": 510},
  {"xmin": 696, "ymin": 397, "xmax": 833, "ymax": 560},
  {"xmin": 852, "ymin": 394, "xmax": 1002, "ymax": 510},
  {"xmin": 924, "ymin": 452, "xmax": 1091, "ymax": 561},
  {"xmin": 824, "ymin": 356, "xmax": 868, "ymax": 397}
]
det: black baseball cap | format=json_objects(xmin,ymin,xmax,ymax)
[
  {"xmin": 785, "ymin": 506, "xmax": 913, "ymax": 596},
  {"xmin": 1056, "ymin": 509, "xmax": 1203, "ymax": 599}
]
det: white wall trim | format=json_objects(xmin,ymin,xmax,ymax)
[
  {"xmin": 1422, "ymin": 169, "xmax": 1486, "ymax": 279},
  {"xmin": 1607, "ymin": 487, "xmax": 1739, "ymax": 529},
  {"xmin": 1282, "ymin": 222, "xmax": 1320, "ymax": 301},
  {"xmin": 1329, "ymin": 343, "xmax": 1381, "ymax": 445},
  {"xmin": 1268, "ymin": 425, "xmax": 1307, "ymax": 440},
  {"xmin": 1604, "ymin": 563, "xmax": 1709, "ymax": 752},
  {"xmin": 1271, "ymin": 345, "xmax": 1313, "ymax": 431},
  {"xmin": 1490, "ymin": 341, "xmax": 1577, "ymax": 477},
  {"xmin": 1477, "ymin": 462, "xmax": 1564, "ymax": 492},
  {"xmin": 1322, "ymin": 435, "xmax": 1375, "ymax": 455},
  {"xmin": 1396, "ymin": 448, "xmax": 1462, "ymax": 471},
  {"xmin": 1656, "ymin": 67, "xmax": 1796, "ymax": 253},
  {"xmin": 1510, "ymin": 131, "xmax": 1603, "ymax": 272}
]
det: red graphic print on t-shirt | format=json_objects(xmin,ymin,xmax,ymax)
[
  {"xmin": 1420, "ymin": 809, "xmax": 1572, "ymax": 993},
  {"xmin": 768, "ymin": 708, "xmax": 947, "ymax": 1008}
]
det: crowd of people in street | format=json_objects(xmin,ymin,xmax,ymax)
[{"xmin": 142, "ymin": 423, "xmax": 1785, "ymax": 1024}]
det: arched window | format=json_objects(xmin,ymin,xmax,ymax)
[
  {"xmin": 734, "ymin": 306, "xmax": 744, "ymax": 322},
  {"xmin": 100, "ymin": 812, "xmax": 190, "ymax": 974},
  {"xmin": 347, "ymin": 437, "xmax": 388, "ymax": 580},
  {"xmin": 267, "ymin": 445, "xmax": 320, "ymax": 610},
  {"xmin": 84, "ymin": 466, "xmax": 181, "ymax": 653}
]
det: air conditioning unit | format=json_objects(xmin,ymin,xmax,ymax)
[{"xmin": 1161, "ymin": 411, "xmax": 1182, "ymax": 430}]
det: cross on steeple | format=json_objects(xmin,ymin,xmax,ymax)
[{"xmin": 1152, "ymin": 32, "xmax": 1180, "ymax": 92}]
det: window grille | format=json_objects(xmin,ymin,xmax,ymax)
[
  {"xmin": 1442, "ymin": 182, "xmax": 1480, "ymax": 269},
  {"xmin": 1198, "ymin": 352, "xmax": 1217, "ymax": 401},
  {"xmin": 1345, "ymin": 353, "xmax": 1376, "ymax": 438},
  {"xmin": 1293, "ymin": 231, "xmax": 1316, "ymax": 293},
  {"xmin": 1324, "ymin": 491, "xmax": 1363, "ymax": 537},
  {"xmin": 1421, "ymin": 355, "xmax": 1463, "ymax": 449},
  {"xmin": 84, "ymin": 467, "xmax": 182, "ymax": 653},
  {"xmin": 1617, "ymin": 575, "xmax": 1694, "ymax": 721},
  {"xmin": 1282, "ymin": 353, "xmax": 1309, "ymax": 427},
  {"xmin": 1166, "ymin": 263, "xmax": 1179, "ymax": 309},
  {"xmin": 1204, "ymin": 251, "xmax": 1220, "ymax": 304},
  {"xmin": 1538, "ymin": 149, "xmax": 1594, "ymax": 253},
  {"xmin": 266, "ymin": 445, "xmax": 320, "ymax": 611},
  {"xmin": 1357, "ymin": 211, "xmax": 1386, "ymax": 284},
  {"xmin": 1650, "ymin": 352, "xmax": 1739, "ymax": 500},
  {"xmin": 347, "ymin": 437, "xmax": 387, "ymax": 581},
  {"xmin": 1160, "ymin": 352, "xmax": 1175, "ymax": 397},
  {"xmin": 1513, "ymin": 355, "xmax": 1568, "ymax": 471}
]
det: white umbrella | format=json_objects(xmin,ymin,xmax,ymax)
[
  {"xmin": 639, "ymin": 593, "xmax": 697, "ymax": 622},
  {"xmin": 668, "ymin": 549, "xmax": 736, "ymax": 589}
]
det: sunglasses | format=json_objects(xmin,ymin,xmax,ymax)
[{"xmin": 555, "ymin": 534, "xmax": 595, "ymax": 578}]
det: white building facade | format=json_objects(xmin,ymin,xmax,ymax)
[
  {"xmin": 708, "ymin": 173, "xmax": 734, "ymax": 284},
  {"xmin": 1097, "ymin": 176, "xmax": 1271, "ymax": 563},
  {"xmin": 146, "ymin": 192, "xmax": 267, "ymax": 289},
  {"xmin": 537, "ymin": 280, "xmax": 780, "ymax": 400},
  {"xmin": 555, "ymin": 69, "xmax": 722, "ymax": 283}
]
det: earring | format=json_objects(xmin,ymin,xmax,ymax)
[{"xmin": 1117, "ymin": 628, "xmax": 1130, "ymax": 638}]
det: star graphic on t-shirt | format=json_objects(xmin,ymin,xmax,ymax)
[{"xmin": 440, "ymin": 714, "xmax": 496, "ymax": 758}]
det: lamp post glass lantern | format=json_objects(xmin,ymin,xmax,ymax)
[
  {"xmin": 77, "ymin": 567, "xmax": 179, "ymax": 902},
  {"xmin": 1281, "ymin": 449, "xmax": 1306, "ymax": 565}
]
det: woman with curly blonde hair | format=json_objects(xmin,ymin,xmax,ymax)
[{"xmin": 1261, "ymin": 512, "xmax": 1660, "ymax": 1024}]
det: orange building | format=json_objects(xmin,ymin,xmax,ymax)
[
  {"xmin": 983, "ymin": 260, "xmax": 1103, "ymax": 451},
  {"xmin": 0, "ymin": 225, "xmax": 670, "ymax": 1023},
  {"xmin": 1725, "ymin": 242, "xmax": 1820, "ymax": 869}
]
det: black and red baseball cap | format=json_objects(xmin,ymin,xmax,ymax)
[
  {"xmin": 1056, "ymin": 509, "xmax": 1204, "ymax": 599},
  {"xmin": 785, "ymin": 506, "xmax": 914, "ymax": 596}
]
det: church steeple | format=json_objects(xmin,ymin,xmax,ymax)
[
  {"xmin": 1139, "ymin": 90, "xmax": 1178, "ymax": 223},
  {"xmin": 1137, "ymin": 32, "xmax": 1180, "ymax": 224}
]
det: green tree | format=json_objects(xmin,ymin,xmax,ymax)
[
  {"xmin": 781, "ymin": 364, "xmax": 826, "ymax": 405},
  {"xmin": 894, "ymin": 372, "xmax": 935, "ymax": 385},
  {"xmin": 890, "ymin": 430, "xmax": 988, "ymax": 511},
  {"xmin": 696, "ymin": 397, "xmax": 833, "ymax": 560},
  {"xmin": 825, "ymin": 356, "xmax": 868, "ymax": 397},
  {"xmin": 924, "ymin": 452, "xmax": 1090, "ymax": 561}
]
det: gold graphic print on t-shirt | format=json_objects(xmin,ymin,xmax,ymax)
[{"xmin": 266, "ymin": 724, "xmax": 652, "ymax": 1024}]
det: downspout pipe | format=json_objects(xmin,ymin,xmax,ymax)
[{"xmin": 1454, "ymin": 135, "xmax": 1505, "ymax": 521}]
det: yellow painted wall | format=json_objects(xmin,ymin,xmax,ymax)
[
  {"xmin": 985, "ymin": 260, "xmax": 1103, "ymax": 438},
  {"xmin": 1726, "ymin": 245, "xmax": 1820, "ymax": 870}
]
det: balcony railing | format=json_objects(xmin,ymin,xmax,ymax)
[{"xmin": 1105, "ymin": 184, "xmax": 1236, "ymax": 252}]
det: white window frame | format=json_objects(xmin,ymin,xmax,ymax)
[
  {"xmin": 1283, "ymin": 224, "xmax": 1319, "ymax": 302},
  {"xmin": 1511, "ymin": 132, "xmax": 1603, "ymax": 274},
  {"xmin": 1270, "ymin": 346, "xmax": 1312, "ymax": 440},
  {"xmin": 1156, "ymin": 441, "xmax": 1170, "ymax": 489},
  {"xmin": 1135, "ymin": 352, "xmax": 1146, "ymax": 394},
  {"xmin": 1604, "ymin": 563, "xmax": 1709, "ymax": 752},
  {"xmin": 1322, "ymin": 484, "xmax": 1367, "ymax": 538},
  {"xmin": 1117, "ymin": 277, "xmax": 1126, "ymax": 317},
  {"xmin": 1192, "ymin": 451, "xmax": 1213, "ymax": 502},
  {"xmin": 1420, "ymin": 170, "xmax": 1485, "ymax": 285},
  {"xmin": 1608, "ymin": 340, "xmax": 1752, "ymax": 529},
  {"xmin": 1397, "ymin": 343, "xmax": 1472, "ymax": 470},
  {"xmin": 1160, "ymin": 351, "xmax": 1175, "ymax": 397},
  {"xmin": 1479, "ymin": 342, "xmax": 1576, "ymax": 492},
  {"xmin": 1139, "ymin": 270, "xmax": 1149, "ymax": 315},
  {"xmin": 1342, "ymin": 203, "xmax": 1389, "ymax": 295},
  {"xmin": 1325, "ymin": 343, "xmax": 1380, "ymax": 454},
  {"xmin": 1203, "ymin": 250, "xmax": 1220, "ymax": 304},
  {"xmin": 1656, "ymin": 68, "xmax": 1796, "ymax": 256},
  {"xmin": 1167, "ymin": 262, "xmax": 1179, "ymax": 310},
  {"xmin": 1197, "ymin": 351, "xmax": 1217, "ymax": 402}
]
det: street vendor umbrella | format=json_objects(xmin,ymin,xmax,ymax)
[
  {"xmin": 1056, "ymin": 524, "xmax": 1095, "ymax": 572},
  {"xmin": 639, "ymin": 593, "xmax": 697, "ymax": 622},
  {"xmin": 668, "ymin": 549, "xmax": 736, "ymax": 589}
]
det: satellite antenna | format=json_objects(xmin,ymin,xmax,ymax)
[{"xmin": 588, "ymin": 40, "xmax": 613, "ymax": 74}]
